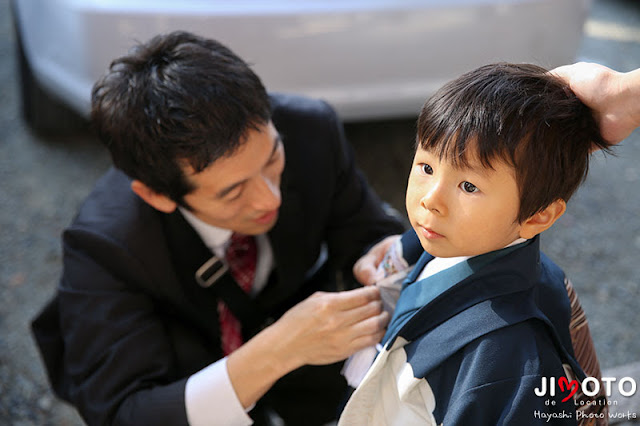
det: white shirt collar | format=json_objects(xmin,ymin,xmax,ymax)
[
  {"xmin": 418, "ymin": 237, "xmax": 528, "ymax": 281},
  {"xmin": 178, "ymin": 207, "xmax": 274, "ymax": 296},
  {"xmin": 178, "ymin": 207, "xmax": 232, "ymax": 258}
]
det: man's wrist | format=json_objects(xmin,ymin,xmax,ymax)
[
  {"xmin": 255, "ymin": 319, "xmax": 306, "ymax": 373},
  {"xmin": 226, "ymin": 321, "xmax": 303, "ymax": 409},
  {"xmin": 185, "ymin": 358, "xmax": 253, "ymax": 426}
]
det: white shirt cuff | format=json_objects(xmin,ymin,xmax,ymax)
[{"xmin": 185, "ymin": 357, "xmax": 253, "ymax": 426}]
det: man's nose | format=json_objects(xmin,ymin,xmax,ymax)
[{"xmin": 251, "ymin": 175, "xmax": 281, "ymax": 211}]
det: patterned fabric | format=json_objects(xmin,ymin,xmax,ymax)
[
  {"xmin": 565, "ymin": 278, "xmax": 609, "ymax": 426},
  {"xmin": 218, "ymin": 233, "xmax": 257, "ymax": 356}
]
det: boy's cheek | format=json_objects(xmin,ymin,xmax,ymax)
[{"xmin": 405, "ymin": 182, "xmax": 422, "ymax": 219}]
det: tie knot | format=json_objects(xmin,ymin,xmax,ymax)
[
  {"xmin": 225, "ymin": 233, "xmax": 258, "ymax": 293},
  {"xmin": 227, "ymin": 233, "xmax": 255, "ymax": 256}
]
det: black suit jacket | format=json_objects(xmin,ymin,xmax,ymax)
[{"xmin": 32, "ymin": 94, "xmax": 404, "ymax": 425}]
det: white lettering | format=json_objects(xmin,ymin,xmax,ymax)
[
  {"xmin": 601, "ymin": 377, "xmax": 616, "ymax": 396},
  {"xmin": 582, "ymin": 377, "xmax": 600, "ymax": 397},
  {"xmin": 577, "ymin": 376, "xmax": 637, "ymax": 397},
  {"xmin": 537, "ymin": 376, "xmax": 637, "ymax": 399},
  {"xmin": 533, "ymin": 411, "xmax": 572, "ymax": 422},
  {"xmin": 608, "ymin": 411, "xmax": 636, "ymax": 419},
  {"xmin": 535, "ymin": 377, "xmax": 548, "ymax": 397},
  {"xmin": 577, "ymin": 411, "xmax": 605, "ymax": 420},
  {"xmin": 619, "ymin": 377, "xmax": 637, "ymax": 397}
]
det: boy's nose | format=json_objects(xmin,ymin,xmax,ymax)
[{"xmin": 420, "ymin": 184, "xmax": 447, "ymax": 216}]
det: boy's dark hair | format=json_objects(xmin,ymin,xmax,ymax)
[
  {"xmin": 417, "ymin": 63, "xmax": 610, "ymax": 223},
  {"xmin": 91, "ymin": 31, "xmax": 271, "ymax": 205}
]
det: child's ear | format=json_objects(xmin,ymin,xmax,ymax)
[
  {"xmin": 519, "ymin": 199, "xmax": 567, "ymax": 239},
  {"xmin": 131, "ymin": 180, "xmax": 178, "ymax": 214}
]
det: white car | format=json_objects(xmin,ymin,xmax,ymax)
[{"xmin": 11, "ymin": 0, "xmax": 591, "ymax": 133}]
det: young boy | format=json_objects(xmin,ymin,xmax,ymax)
[{"xmin": 339, "ymin": 63, "xmax": 610, "ymax": 425}]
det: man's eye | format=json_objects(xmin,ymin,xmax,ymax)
[
  {"xmin": 461, "ymin": 181, "xmax": 478, "ymax": 193},
  {"xmin": 421, "ymin": 164, "xmax": 433, "ymax": 175},
  {"xmin": 224, "ymin": 187, "xmax": 243, "ymax": 202}
]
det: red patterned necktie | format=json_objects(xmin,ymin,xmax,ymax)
[{"xmin": 218, "ymin": 233, "xmax": 257, "ymax": 356}]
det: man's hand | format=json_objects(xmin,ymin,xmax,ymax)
[
  {"xmin": 551, "ymin": 62, "xmax": 640, "ymax": 145},
  {"xmin": 275, "ymin": 286, "xmax": 390, "ymax": 367},
  {"xmin": 226, "ymin": 286, "xmax": 389, "ymax": 408},
  {"xmin": 352, "ymin": 235, "xmax": 401, "ymax": 286}
]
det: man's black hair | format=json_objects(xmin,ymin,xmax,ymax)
[{"xmin": 91, "ymin": 31, "xmax": 271, "ymax": 205}]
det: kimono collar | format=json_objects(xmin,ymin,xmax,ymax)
[{"xmin": 382, "ymin": 239, "xmax": 529, "ymax": 345}]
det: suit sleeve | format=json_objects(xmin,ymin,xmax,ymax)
[{"xmin": 55, "ymin": 227, "xmax": 191, "ymax": 426}]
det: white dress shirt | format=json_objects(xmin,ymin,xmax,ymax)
[
  {"xmin": 179, "ymin": 207, "xmax": 274, "ymax": 426},
  {"xmin": 416, "ymin": 237, "xmax": 527, "ymax": 282}
]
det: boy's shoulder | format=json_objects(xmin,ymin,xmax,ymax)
[
  {"xmin": 402, "ymin": 275, "xmax": 570, "ymax": 380},
  {"xmin": 400, "ymin": 251, "xmax": 578, "ymax": 423},
  {"xmin": 421, "ymin": 319, "xmax": 577, "ymax": 424},
  {"xmin": 420, "ymin": 317, "xmax": 567, "ymax": 386},
  {"xmin": 401, "ymin": 239, "xmax": 566, "ymax": 327},
  {"xmin": 397, "ymin": 237, "xmax": 576, "ymax": 373}
]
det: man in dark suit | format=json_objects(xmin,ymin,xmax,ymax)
[{"xmin": 31, "ymin": 31, "xmax": 404, "ymax": 426}]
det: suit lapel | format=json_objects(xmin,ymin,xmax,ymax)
[
  {"xmin": 261, "ymin": 177, "xmax": 307, "ymax": 310},
  {"xmin": 161, "ymin": 210, "xmax": 223, "ymax": 347}
]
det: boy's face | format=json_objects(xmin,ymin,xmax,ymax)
[{"xmin": 406, "ymin": 143, "xmax": 524, "ymax": 258}]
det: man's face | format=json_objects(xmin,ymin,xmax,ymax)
[
  {"xmin": 405, "ymin": 144, "xmax": 524, "ymax": 258},
  {"xmin": 182, "ymin": 121, "xmax": 285, "ymax": 235}
]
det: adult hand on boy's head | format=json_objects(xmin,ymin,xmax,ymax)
[
  {"xmin": 551, "ymin": 62, "xmax": 640, "ymax": 145},
  {"xmin": 353, "ymin": 235, "xmax": 401, "ymax": 286}
]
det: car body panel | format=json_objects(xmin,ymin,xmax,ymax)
[{"xmin": 12, "ymin": 0, "xmax": 590, "ymax": 120}]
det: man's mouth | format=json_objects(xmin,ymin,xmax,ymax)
[{"xmin": 254, "ymin": 209, "xmax": 278, "ymax": 224}]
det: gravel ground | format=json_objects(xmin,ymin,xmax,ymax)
[{"xmin": 1, "ymin": 0, "xmax": 638, "ymax": 424}]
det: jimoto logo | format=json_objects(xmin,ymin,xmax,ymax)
[{"xmin": 534, "ymin": 376, "xmax": 637, "ymax": 401}]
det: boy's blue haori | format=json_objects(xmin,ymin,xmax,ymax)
[{"xmin": 339, "ymin": 235, "xmax": 585, "ymax": 425}]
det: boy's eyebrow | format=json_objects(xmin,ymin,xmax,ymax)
[
  {"xmin": 215, "ymin": 133, "xmax": 282, "ymax": 199},
  {"xmin": 456, "ymin": 159, "xmax": 494, "ymax": 177},
  {"xmin": 421, "ymin": 145, "xmax": 494, "ymax": 177}
]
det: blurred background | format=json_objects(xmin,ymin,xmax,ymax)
[{"xmin": 1, "ymin": 0, "xmax": 638, "ymax": 424}]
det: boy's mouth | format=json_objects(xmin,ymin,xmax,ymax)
[{"xmin": 419, "ymin": 225, "xmax": 444, "ymax": 240}]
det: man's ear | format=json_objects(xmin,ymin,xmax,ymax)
[
  {"xmin": 130, "ymin": 180, "xmax": 177, "ymax": 214},
  {"xmin": 519, "ymin": 199, "xmax": 567, "ymax": 239}
]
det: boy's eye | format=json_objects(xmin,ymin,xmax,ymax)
[
  {"xmin": 421, "ymin": 164, "xmax": 433, "ymax": 175},
  {"xmin": 461, "ymin": 181, "xmax": 478, "ymax": 193}
]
